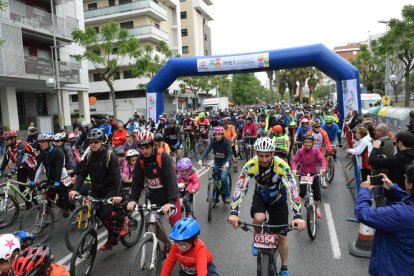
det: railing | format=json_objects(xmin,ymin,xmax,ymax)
[
  {"xmin": 128, "ymin": 25, "xmax": 168, "ymax": 41},
  {"xmin": 1, "ymin": 0, "xmax": 77, "ymax": 39},
  {"xmin": 84, "ymin": 0, "xmax": 167, "ymax": 19},
  {"xmin": 24, "ymin": 56, "xmax": 80, "ymax": 82}
]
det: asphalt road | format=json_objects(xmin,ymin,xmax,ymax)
[{"xmin": 0, "ymin": 151, "xmax": 370, "ymax": 276}]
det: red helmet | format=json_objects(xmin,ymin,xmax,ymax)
[
  {"xmin": 12, "ymin": 245, "xmax": 53, "ymax": 276},
  {"xmin": 137, "ymin": 130, "xmax": 154, "ymax": 145},
  {"xmin": 272, "ymin": 125, "xmax": 283, "ymax": 133},
  {"xmin": 2, "ymin": 130, "xmax": 16, "ymax": 138}
]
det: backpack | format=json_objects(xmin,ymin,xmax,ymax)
[
  {"xmin": 17, "ymin": 140, "xmax": 37, "ymax": 171},
  {"xmin": 85, "ymin": 149, "xmax": 113, "ymax": 168},
  {"xmin": 72, "ymin": 146, "xmax": 82, "ymax": 164}
]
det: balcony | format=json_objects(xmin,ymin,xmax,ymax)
[
  {"xmin": 24, "ymin": 56, "xmax": 80, "ymax": 83},
  {"xmin": 84, "ymin": 0, "xmax": 167, "ymax": 23},
  {"xmin": 128, "ymin": 25, "xmax": 168, "ymax": 42},
  {"xmin": 162, "ymin": 0, "xmax": 179, "ymax": 8},
  {"xmin": 0, "ymin": 0, "xmax": 77, "ymax": 41},
  {"xmin": 203, "ymin": 0, "xmax": 213, "ymax": 5},
  {"xmin": 193, "ymin": 0, "xmax": 214, "ymax": 21}
]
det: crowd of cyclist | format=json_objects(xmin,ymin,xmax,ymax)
[{"xmin": 0, "ymin": 101, "xmax": 348, "ymax": 276}]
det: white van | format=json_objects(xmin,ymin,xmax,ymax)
[{"xmin": 361, "ymin": 93, "xmax": 382, "ymax": 114}]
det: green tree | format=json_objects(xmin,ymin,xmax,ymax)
[
  {"xmin": 313, "ymin": 85, "xmax": 330, "ymax": 100},
  {"xmin": 72, "ymin": 22, "xmax": 141, "ymax": 118},
  {"xmin": 231, "ymin": 73, "xmax": 266, "ymax": 104},
  {"xmin": 307, "ymin": 68, "xmax": 323, "ymax": 98},
  {"xmin": 215, "ymin": 75, "xmax": 232, "ymax": 100},
  {"xmin": 377, "ymin": 4, "xmax": 414, "ymax": 107}
]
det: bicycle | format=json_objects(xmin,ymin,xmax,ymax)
[
  {"xmin": 237, "ymin": 221, "xmax": 294, "ymax": 276},
  {"xmin": 237, "ymin": 138, "xmax": 245, "ymax": 160},
  {"xmin": 297, "ymin": 173, "xmax": 323, "ymax": 240},
  {"xmin": 183, "ymin": 132, "xmax": 197, "ymax": 161},
  {"xmin": 244, "ymin": 137, "xmax": 256, "ymax": 160},
  {"xmin": 69, "ymin": 227, "xmax": 97, "ymax": 276},
  {"xmin": 65, "ymin": 195, "xmax": 144, "ymax": 252},
  {"xmin": 205, "ymin": 165, "xmax": 232, "ymax": 222},
  {"xmin": 178, "ymin": 184, "xmax": 197, "ymax": 219},
  {"xmin": 325, "ymin": 146, "xmax": 336, "ymax": 183},
  {"xmin": 128, "ymin": 203, "xmax": 175, "ymax": 276},
  {"xmin": 0, "ymin": 173, "xmax": 39, "ymax": 229}
]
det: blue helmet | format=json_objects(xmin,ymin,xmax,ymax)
[
  {"xmin": 170, "ymin": 218, "xmax": 201, "ymax": 241},
  {"xmin": 275, "ymin": 114, "xmax": 282, "ymax": 121}
]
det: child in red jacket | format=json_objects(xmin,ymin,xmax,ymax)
[
  {"xmin": 161, "ymin": 218, "xmax": 219, "ymax": 276},
  {"xmin": 176, "ymin": 158, "xmax": 200, "ymax": 218}
]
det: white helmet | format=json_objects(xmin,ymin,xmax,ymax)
[
  {"xmin": 37, "ymin": 133, "xmax": 54, "ymax": 141},
  {"xmin": 125, "ymin": 149, "xmax": 139, "ymax": 157},
  {"xmin": 254, "ymin": 137, "xmax": 276, "ymax": 152},
  {"xmin": 0, "ymin": 234, "xmax": 20, "ymax": 260},
  {"xmin": 54, "ymin": 132, "xmax": 66, "ymax": 141}
]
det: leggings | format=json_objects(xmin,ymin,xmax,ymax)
[{"xmin": 299, "ymin": 175, "xmax": 321, "ymax": 201}]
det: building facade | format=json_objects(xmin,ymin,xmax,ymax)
[{"xmin": 0, "ymin": 0, "xmax": 89, "ymax": 131}]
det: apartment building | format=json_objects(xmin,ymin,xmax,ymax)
[
  {"xmin": 0, "ymin": 0, "xmax": 89, "ymax": 131},
  {"xmin": 73, "ymin": 0, "xmax": 214, "ymax": 122}
]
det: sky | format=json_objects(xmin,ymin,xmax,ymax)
[{"xmin": 209, "ymin": 0, "xmax": 413, "ymax": 84}]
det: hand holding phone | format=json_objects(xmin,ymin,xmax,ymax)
[{"xmin": 370, "ymin": 175, "xmax": 384, "ymax": 186}]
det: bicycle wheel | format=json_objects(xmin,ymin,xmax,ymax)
[
  {"xmin": 128, "ymin": 235, "xmax": 162, "ymax": 276},
  {"xmin": 0, "ymin": 194, "xmax": 20, "ymax": 229},
  {"xmin": 258, "ymin": 252, "xmax": 270, "ymax": 276},
  {"xmin": 326, "ymin": 156, "xmax": 335, "ymax": 183},
  {"xmin": 207, "ymin": 183, "xmax": 213, "ymax": 222},
  {"xmin": 306, "ymin": 205, "xmax": 316, "ymax": 240},
  {"xmin": 69, "ymin": 228, "xmax": 98, "ymax": 276},
  {"xmin": 65, "ymin": 205, "xmax": 96, "ymax": 252},
  {"xmin": 121, "ymin": 210, "xmax": 145, "ymax": 247},
  {"xmin": 227, "ymin": 173, "xmax": 233, "ymax": 192},
  {"xmin": 20, "ymin": 204, "xmax": 55, "ymax": 243}
]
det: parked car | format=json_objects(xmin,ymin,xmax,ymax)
[{"xmin": 90, "ymin": 113, "xmax": 123, "ymax": 127}]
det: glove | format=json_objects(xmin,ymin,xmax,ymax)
[
  {"xmin": 30, "ymin": 181, "xmax": 36, "ymax": 187},
  {"xmin": 54, "ymin": 182, "xmax": 60, "ymax": 187}
]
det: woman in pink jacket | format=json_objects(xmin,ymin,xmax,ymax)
[
  {"xmin": 176, "ymin": 158, "xmax": 200, "ymax": 218},
  {"xmin": 121, "ymin": 149, "xmax": 139, "ymax": 186}
]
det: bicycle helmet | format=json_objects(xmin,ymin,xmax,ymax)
[
  {"xmin": 312, "ymin": 119, "xmax": 321, "ymax": 127},
  {"xmin": 303, "ymin": 133, "xmax": 314, "ymax": 141},
  {"xmin": 137, "ymin": 130, "xmax": 154, "ymax": 146},
  {"xmin": 213, "ymin": 126, "xmax": 224, "ymax": 134},
  {"xmin": 176, "ymin": 157, "xmax": 193, "ymax": 172},
  {"xmin": 0, "ymin": 234, "xmax": 20, "ymax": 261},
  {"xmin": 275, "ymin": 114, "xmax": 282, "ymax": 121},
  {"xmin": 12, "ymin": 245, "xmax": 53, "ymax": 276},
  {"xmin": 28, "ymin": 127, "xmax": 37, "ymax": 132},
  {"xmin": 170, "ymin": 218, "xmax": 201, "ymax": 241},
  {"xmin": 115, "ymin": 148, "xmax": 125, "ymax": 156},
  {"xmin": 198, "ymin": 112, "xmax": 205, "ymax": 118},
  {"xmin": 169, "ymin": 118, "xmax": 177, "ymax": 125},
  {"xmin": 68, "ymin": 133, "xmax": 76, "ymax": 139},
  {"xmin": 324, "ymin": 116, "xmax": 334, "ymax": 123},
  {"xmin": 301, "ymin": 118, "xmax": 309, "ymax": 124},
  {"xmin": 81, "ymin": 122, "xmax": 88, "ymax": 128},
  {"xmin": 37, "ymin": 133, "xmax": 54, "ymax": 141},
  {"xmin": 272, "ymin": 125, "xmax": 283, "ymax": 133},
  {"xmin": 289, "ymin": 121, "xmax": 297, "ymax": 127},
  {"xmin": 254, "ymin": 137, "xmax": 276, "ymax": 152},
  {"xmin": 154, "ymin": 132, "xmax": 164, "ymax": 142},
  {"xmin": 125, "ymin": 149, "xmax": 139, "ymax": 157},
  {"xmin": 87, "ymin": 128, "xmax": 105, "ymax": 140},
  {"xmin": 245, "ymin": 116, "xmax": 252, "ymax": 121},
  {"xmin": 315, "ymin": 110, "xmax": 321, "ymax": 114},
  {"xmin": 2, "ymin": 130, "xmax": 17, "ymax": 138},
  {"xmin": 53, "ymin": 132, "xmax": 66, "ymax": 141}
]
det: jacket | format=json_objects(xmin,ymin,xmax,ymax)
[
  {"xmin": 355, "ymin": 186, "xmax": 414, "ymax": 276},
  {"xmin": 348, "ymin": 134, "xmax": 372, "ymax": 169},
  {"xmin": 242, "ymin": 122, "xmax": 258, "ymax": 138},
  {"xmin": 224, "ymin": 124, "xmax": 237, "ymax": 145},
  {"xmin": 199, "ymin": 138, "xmax": 232, "ymax": 165},
  {"xmin": 35, "ymin": 146, "xmax": 64, "ymax": 183},
  {"xmin": 291, "ymin": 147, "xmax": 326, "ymax": 174},
  {"xmin": 368, "ymin": 148, "xmax": 414, "ymax": 203},
  {"xmin": 177, "ymin": 168, "xmax": 200, "ymax": 192},
  {"xmin": 112, "ymin": 129, "xmax": 127, "ymax": 147},
  {"xmin": 121, "ymin": 160, "xmax": 135, "ymax": 182}
]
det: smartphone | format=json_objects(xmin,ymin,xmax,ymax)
[{"xmin": 370, "ymin": 175, "xmax": 384, "ymax": 186}]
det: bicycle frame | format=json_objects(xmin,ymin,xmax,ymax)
[{"xmin": 3, "ymin": 179, "xmax": 33, "ymax": 204}]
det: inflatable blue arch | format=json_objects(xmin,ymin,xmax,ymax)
[{"xmin": 147, "ymin": 43, "xmax": 361, "ymax": 127}]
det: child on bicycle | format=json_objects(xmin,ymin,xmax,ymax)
[
  {"xmin": 12, "ymin": 245, "xmax": 68, "ymax": 276},
  {"xmin": 272, "ymin": 125, "xmax": 290, "ymax": 162},
  {"xmin": 0, "ymin": 233, "xmax": 21, "ymax": 276},
  {"xmin": 176, "ymin": 158, "xmax": 200, "ymax": 218},
  {"xmin": 161, "ymin": 218, "xmax": 219, "ymax": 276}
]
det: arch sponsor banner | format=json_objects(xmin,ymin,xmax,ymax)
[
  {"xmin": 146, "ymin": 92, "xmax": 157, "ymax": 121},
  {"xmin": 197, "ymin": 52, "xmax": 269, "ymax": 72},
  {"xmin": 342, "ymin": 79, "xmax": 359, "ymax": 118}
]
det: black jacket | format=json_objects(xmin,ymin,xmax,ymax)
[
  {"xmin": 75, "ymin": 147, "xmax": 121, "ymax": 198},
  {"xmin": 131, "ymin": 151, "xmax": 178, "ymax": 206},
  {"xmin": 368, "ymin": 148, "xmax": 414, "ymax": 203},
  {"xmin": 37, "ymin": 146, "xmax": 64, "ymax": 183}
]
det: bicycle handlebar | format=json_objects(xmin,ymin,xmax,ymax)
[
  {"xmin": 237, "ymin": 221, "xmax": 295, "ymax": 233},
  {"xmin": 74, "ymin": 195, "xmax": 112, "ymax": 204}
]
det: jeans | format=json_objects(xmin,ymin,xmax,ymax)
[
  {"xmin": 0, "ymin": 141, "xmax": 5, "ymax": 157},
  {"xmin": 179, "ymin": 263, "xmax": 219, "ymax": 276},
  {"xmin": 214, "ymin": 164, "xmax": 230, "ymax": 199}
]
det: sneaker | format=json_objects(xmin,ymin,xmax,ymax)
[
  {"xmin": 279, "ymin": 270, "xmax": 289, "ymax": 276},
  {"xmin": 212, "ymin": 198, "xmax": 220, "ymax": 208},
  {"xmin": 62, "ymin": 210, "xmax": 71, "ymax": 218},
  {"xmin": 119, "ymin": 217, "xmax": 129, "ymax": 237},
  {"xmin": 224, "ymin": 197, "xmax": 232, "ymax": 204},
  {"xmin": 233, "ymin": 165, "xmax": 238, "ymax": 173},
  {"xmin": 251, "ymin": 243, "xmax": 258, "ymax": 256},
  {"xmin": 100, "ymin": 240, "xmax": 117, "ymax": 251},
  {"xmin": 316, "ymin": 207, "xmax": 322, "ymax": 218},
  {"xmin": 322, "ymin": 179, "xmax": 328, "ymax": 189}
]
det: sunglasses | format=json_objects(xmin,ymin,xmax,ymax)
[{"xmin": 88, "ymin": 140, "xmax": 101, "ymax": 145}]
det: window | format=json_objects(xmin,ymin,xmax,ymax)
[
  {"xmin": 113, "ymin": 71, "xmax": 120, "ymax": 80},
  {"xmin": 153, "ymin": 0, "xmax": 158, "ymax": 3},
  {"xmin": 180, "ymin": 11, "xmax": 187, "ymax": 19},
  {"xmin": 203, "ymin": 18, "xmax": 206, "ymax": 25},
  {"xmin": 182, "ymin": 46, "xmax": 189, "ymax": 54},
  {"xmin": 204, "ymin": 34, "xmax": 207, "ymax": 41},
  {"xmin": 108, "ymin": 0, "xmax": 115, "ymax": 6},
  {"xmin": 205, "ymin": 50, "xmax": 208, "ymax": 56},
  {"xmin": 119, "ymin": 0, "xmax": 132, "ymax": 4},
  {"xmin": 90, "ymin": 93, "xmax": 110, "ymax": 101},
  {"xmin": 93, "ymin": 26, "xmax": 99, "ymax": 33},
  {"xmin": 352, "ymin": 50, "xmax": 358, "ymax": 55},
  {"xmin": 154, "ymin": 23, "xmax": 160, "ymax": 29},
  {"xmin": 120, "ymin": 21, "xmax": 134, "ymax": 29},
  {"xmin": 88, "ymin": 3, "xmax": 97, "ymax": 10},
  {"xmin": 71, "ymin": 95, "xmax": 78, "ymax": 103},
  {"xmin": 180, "ymin": 0, "xmax": 185, "ymax": 2},
  {"xmin": 93, "ymin": 73, "xmax": 102, "ymax": 82},
  {"xmin": 181, "ymin": 29, "xmax": 188, "ymax": 37},
  {"xmin": 123, "ymin": 70, "xmax": 133, "ymax": 79},
  {"xmin": 155, "ymin": 46, "xmax": 161, "ymax": 52},
  {"xmin": 112, "ymin": 48, "xmax": 118, "ymax": 54}
]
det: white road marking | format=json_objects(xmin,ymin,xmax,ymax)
[{"xmin": 324, "ymin": 203, "xmax": 341, "ymax": 259}]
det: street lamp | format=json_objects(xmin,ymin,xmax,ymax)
[
  {"xmin": 379, "ymin": 20, "xmax": 391, "ymax": 96},
  {"xmin": 169, "ymin": 89, "xmax": 178, "ymax": 113},
  {"xmin": 45, "ymin": 77, "xmax": 64, "ymax": 129},
  {"xmin": 389, "ymin": 74, "xmax": 397, "ymax": 102}
]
